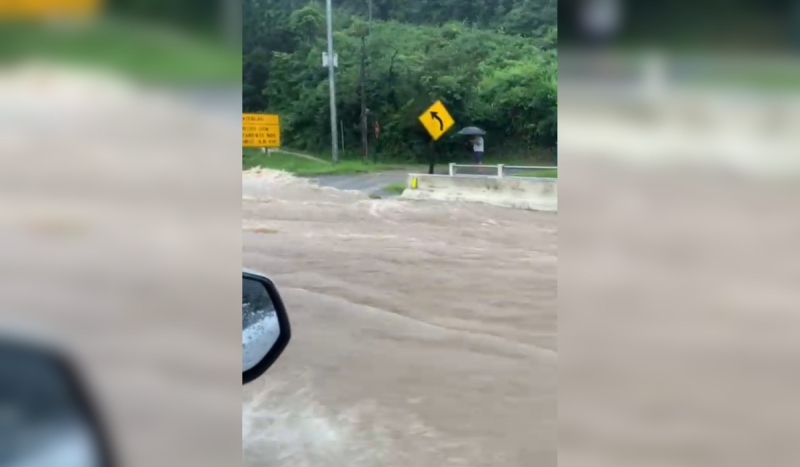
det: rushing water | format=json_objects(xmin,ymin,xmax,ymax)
[{"xmin": 242, "ymin": 168, "xmax": 558, "ymax": 467}]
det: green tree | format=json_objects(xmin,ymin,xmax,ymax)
[{"xmin": 243, "ymin": 0, "xmax": 558, "ymax": 161}]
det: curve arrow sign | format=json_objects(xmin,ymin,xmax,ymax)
[{"xmin": 430, "ymin": 111, "xmax": 444, "ymax": 131}]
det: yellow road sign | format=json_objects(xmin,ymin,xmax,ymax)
[
  {"xmin": 242, "ymin": 114, "xmax": 281, "ymax": 148},
  {"xmin": 243, "ymin": 114, "xmax": 279, "ymax": 125},
  {"xmin": 0, "ymin": 0, "xmax": 99, "ymax": 18},
  {"xmin": 418, "ymin": 100, "xmax": 454, "ymax": 141}
]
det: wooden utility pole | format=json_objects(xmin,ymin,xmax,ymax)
[
  {"xmin": 359, "ymin": 35, "xmax": 368, "ymax": 162},
  {"xmin": 359, "ymin": 0, "xmax": 372, "ymax": 163}
]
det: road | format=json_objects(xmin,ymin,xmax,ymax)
[
  {"xmin": 310, "ymin": 172, "xmax": 410, "ymax": 198},
  {"xmin": 242, "ymin": 169, "xmax": 557, "ymax": 467}
]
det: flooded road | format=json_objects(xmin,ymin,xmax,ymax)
[
  {"xmin": 242, "ymin": 169, "xmax": 558, "ymax": 467},
  {"xmin": 1, "ymin": 63, "xmax": 243, "ymax": 467},
  {"xmin": 310, "ymin": 171, "xmax": 410, "ymax": 198}
]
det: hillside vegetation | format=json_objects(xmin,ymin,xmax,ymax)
[{"xmin": 244, "ymin": 0, "xmax": 557, "ymax": 163}]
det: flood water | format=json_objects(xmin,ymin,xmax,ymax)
[{"xmin": 242, "ymin": 169, "xmax": 558, "ymax": 467}]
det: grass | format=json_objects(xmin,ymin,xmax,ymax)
[
  {"xmin": 243, "ymin": 147, "xmax": 557, "ymax": 178},
  {"xmin": 243, "ymin": 149, "xmax": 418, "ymax": 176},
  {"xmin": 481, "ymin": 150, "xmax": 556, "ymax": 166},
  {"xmin": 0, "ymin": 19, "xmax": 240, "ymax": 84},
  {"xmin": 382, "ymin": 183, "xmax": 407, "ymax": 195},
  {"xmin": 591, "ymin": 48, "xmax": 800, "ymax": 92},
  {"xmin": 693, "ymin": 70, "xmax": 800, "ymax": 91},
  {"xmin": 509, "ymin": 168, "xmax": 558, "ymax": 178}
]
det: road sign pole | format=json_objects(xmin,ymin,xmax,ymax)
[
  {"xmin": 417, "ymin": 100, "xmax": 454, "ymax": 174},
  {"xmin": 325, "ymin": 0, "xmax": 339, "ymax": 163},
  {"xmin": 428, "ymin": 138, "xmax": 436, "ymax": 175},
  {"xmin": 340, "ymin": 119, "xmax": 345, "ymax": 153}
]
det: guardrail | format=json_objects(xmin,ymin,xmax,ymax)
[{"xmin": 448, "ymin": 163, "xmax": 557, "ymax": 178}]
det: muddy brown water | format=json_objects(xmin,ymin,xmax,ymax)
[
  {"xmin": 0, "ymin": 64, "xmax": 244, "ymax": 467},
  {"xmin": 1, "ymin": 62, "xmax": 556, "ymax": 466},
  {"xmin": 242, "ymin": 169, "xmax": 558, "ymax": 467}
]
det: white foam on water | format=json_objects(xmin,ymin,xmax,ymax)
[
  {"xmin": 243, "ymin": 168, "xmax": 367, "ymax": 205},
  {"xmin": 243, "ymin": 167, "xmax": 301, "ymax": 185},
  {"xmin": 242, "ymin": 376, "xmax": 489, "ymax": 467}
]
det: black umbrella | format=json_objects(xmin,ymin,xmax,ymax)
[{"xmin": 457, "ymin": 126, "xmax": 486, "ymax": 136}]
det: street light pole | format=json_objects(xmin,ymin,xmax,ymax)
[{"xmin": 325, "ymin": 0, "xmax": 339, "ymax": 163}]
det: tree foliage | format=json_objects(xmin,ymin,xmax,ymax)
[
  {"xmin": 244, "ymin": 0, "xmax": 557, "ymax": 161},
  {"xmin": 108, "ymin": 0, "xmax": 223, "ymax": 34}
]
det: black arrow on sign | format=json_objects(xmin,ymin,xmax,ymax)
[{"xmin": 430, "ymin": 111, "xmax": 444, "ymax": 131}]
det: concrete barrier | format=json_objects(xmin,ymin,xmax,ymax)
[{"xmin": 402, "ymin": 174, "xmax": 557, "ymax": 212}]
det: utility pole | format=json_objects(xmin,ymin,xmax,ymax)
[
  {"xmin": 368, "ymin": 0, "xmax": 372, "ymax": 33},
  {"xmin": 359, "ymin": 35, "xmax": 368, "ymax": 162},
  {"xmin": 359, "ymin": 0, "xmax": 372, "ymax": 162},
  {"xmin": 325, "ymin": 0, "xmax": 339, "ymax": 163}
]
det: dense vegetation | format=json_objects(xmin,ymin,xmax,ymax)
[
  {"xmin": 107, "ymin": 0, "xmax": 229, "ymax": 39},
  {"xmin": 243, "ymin": 0, "xmax": 557, "ymax": 163}
]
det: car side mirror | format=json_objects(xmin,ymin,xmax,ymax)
[
  {"xmin": 0, "ymin": 335, "xmax": 115, "ymax": 467},
  {"xmin": 242, "ymin": 271, "xmax": 291, "ymax": 385}
]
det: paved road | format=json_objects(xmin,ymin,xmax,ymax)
[
  {"xmin": 310, "ymin": 172, "xmax": 411, "ymax": 198},
  {"xmin": 310, "ymin": 166, "xmax": 459, "ymax": 198},
  {"xmin": 242, "ymin": 169, "xmax": 557, "ymax": 467}
]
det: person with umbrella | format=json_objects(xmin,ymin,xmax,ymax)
[{"xmin": 458, "ymin": 126, "xmax": 486, "ymax": 165}]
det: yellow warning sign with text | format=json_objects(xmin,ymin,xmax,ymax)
[{"xmin": 242, "ymin": 114, "xmax": 281, "ymax": 148}]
